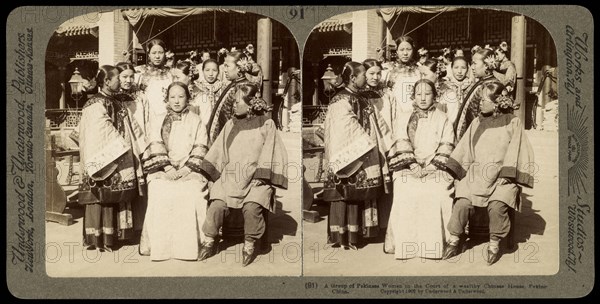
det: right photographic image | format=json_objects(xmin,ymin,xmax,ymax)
[{"xmin": 301, "ymin": 6, "xmax": 559, "ymax": 276}]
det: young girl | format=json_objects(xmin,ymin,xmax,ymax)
[
  {"xmin": 443, "ymin": 82, "xmax": 534, "ymax": 265},
  {"xmin": 198, "ymin": 83, "xmax": 288, "ymax": 267},
  {"xmin": 385, "ymin": 79, "xmax": 455, "ymax": 259},
  {"xmin": 78, "ymin": 65, "xmax": 145, "ymax": 251},
  {"xmin": 438, "ymin": 56, "xmax": 473, "ymax": 126},
  {"xmin": 322, "ymin": 61, "xmax": 391, "ymax": 250},
  {"xmin": 139, "ymin": 82, "xmax": 209, "ymax": 261},
  {"xmin": 190, "ymin": 59, "xmax": 223, "ymax": 132}
]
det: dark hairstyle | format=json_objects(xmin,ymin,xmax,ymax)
[
  {"xmin": 200, "ymin": 49, "xmax": 211, "ymax": 57},
  {"xmin": 115, "ymin": 62, "xmax": 135, "ymax": 74},
  {"xmin": 482, "ymin": 81, "xmax": 514, "ymax": 113},
  {"xmin": 394, "ymin": 36, "xmax": 416, "ymax": 63},
  {"xmin": 395, "ymin": 36, "xmax": 415, "ymax": 49},
  {"xmin": 362, "ymin": 59, "xmax": 383, "ymax": 71},
  {"xmin": 451, "ymin": 56, "xmax": 469, "ymax": 68},
  {"xmin": 175, "ymin": 60, "xmax": 192, "ymax": 76},
  {"xmin": 482, "ymin": 81, "xmax": 505, "ymax": 103},
  {"xmin": 237, "ymin": 83, "xmax": 267, "ymax": 116},
  {"xmin": 146, "ymin": 39, "xmax": 166, "ymax": 53},
  {"xmin": 165, "ymin": 81, "xmax": 191, "ymax": 103},
  {"xmin": 411, "ymin": 78, "xmax": 438, "ymax": 99},
  {"xmin": 238, "ymin": 82, "xmax": 259, "ymax": 104},
  {"xmin": 217, "ymin": 50, "xmax": 227, "ymax": 65},
  {"xmin": 340, "ymin": 61, "xmax": 365, "ymax": 85},
  {"xmin": 202, "ymin": 59, "xmax": 219, "ymax": 70},
  {"xmin": 227, "ymin": 50, "xmax": 247, "ymax": 63},
  {"xmin": 95, "ymin": 65, "xmax": 118, "ymax": 88},
  {"xmin": 174, "ymin": 60, "xmax": 200, "ymax": 82},
  {"xmin": 421, "ymin": 59, "xmax": 438, "ymax": 74}
]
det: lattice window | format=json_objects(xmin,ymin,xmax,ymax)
[
  {"xmin": 229, "ymin": 14, "xmax": 258, "ymax": 44},
  {"xmin": 46, "ymin": 110, "xmax": 82, "ymax": 130},
  {"xmin": 427, "ymin": 11, "xmax": 470, "ymax": 48},
  {"xmin": 482, "ymin": 11, "xmax": 513, "ymax": 46}
]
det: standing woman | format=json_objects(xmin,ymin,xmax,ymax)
[
  {"xmin": 454, "ymin": 48, "xmax": 502, "ymax": 142},
  {"xmin": 322, "ymin": 61, "xmax": 390, "ymax": 250},
  {"xmin": 386, "ymin": 36, "xmax": 420, "ymax": 117},
  {"xmin": 493, "ymin": 42, "xmax": 517, "ymax": 97},
  {"xmin": 136, "ymin": 39, "xmax": 174, "ymax": 130},
  {"xmin": 78, "ymin": 65, "xmax": 145, "ymax": 251},
  {"xmin": 206, "ymin": 50, "xmax": 252, "ymax": 146},
  {"xmin": 361, "ymin": 59, "xmax": 394, "ymax": 231},
  {"xmin": 190, "ymin": 59, "xmax": 223, "ymax": 132},
  {"xmin": 438, "ymin": 56, "xmax": 473, "ymax": 126},
  {"xmin": 115, "ymin": 62, "xmax": 150, "ymax": 138},
  {"xmin": 114, "ymin": 62, "xmax": 150, "ymax": 233}
]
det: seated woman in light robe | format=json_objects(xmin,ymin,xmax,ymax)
[
  {"xmin": 139, "ymin": 82, "xmax": 209, "ymax": 261},
  {"xmin": 78, "ymin": 65, "xmax": 146, "ymax": 251},
  {"xmin": 384, "ymin": 79, "xmax": 455, "ymax": 259},
  {"xmin": 198, "ymin": 83, "xmax": 288, "ymax": 267},
  {"xmin": 443, "ymin": 82, "xmax": 535, "ymax": 266}
]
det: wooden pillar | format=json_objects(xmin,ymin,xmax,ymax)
[
  {"xmin": 257, "ymin": 18, "xmax": 272, "ymax": 107},
  {"xmin": 511, "ymin": 15, "xmax": 527, "ymax": 125}
]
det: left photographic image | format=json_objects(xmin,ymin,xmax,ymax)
[{"xmin": 44, "ymin": 7, "xmax": 302, "ymax": 277}]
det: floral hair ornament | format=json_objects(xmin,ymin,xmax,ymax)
[
  {"xmin": 236, "ymin": 57, "xmax": 253, "ymax": 73},
  {"xmin": 499, "ymin": 41, "xmax": 509, "ymax": 52},
  {"xmin": 218, "ymin": 48, "xmax": 228, "ymax": 56},
  {"xmin": 188, "ymin": 50, "xmax": 198, "ymax": 61},
  {"xmin": 483, "ymin": 54, "xmax": 498, "ymax": 70},
  {"xmin": 165, "ymin": 51, "xmax": 175, "ymax": 60},
  {"xmin": 248, "ymin": 96, "xmax": 272, "ymax": 115},
  {"xmin": 495, "ymin": 95, "xmax": 514, "ymax": 110},
  {"xmin": 442, "ymin": 47, "xmax": 451, "ymax": 57},
  {"xmin": 418, "ymin": 47, "xmax": 428, "ymax": 57},
  {"xmin": 435, "ymin": 58, "xmax": 447, "ymax": 77},
  {"xmin": 471, "ymin": 45, "xmax": 482, "ymax": 55}
]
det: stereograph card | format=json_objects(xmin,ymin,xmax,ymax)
[{"xmin": 5, "ymin": 4, "xmax": 594, "ymax": 298}]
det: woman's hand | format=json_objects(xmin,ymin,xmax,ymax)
[
  {"xmin": 175, "ymin": 167, "xmax": 192, "ymax": 180},
  {"xmin": 421, "ymin": 164, "xmax": 437, "ymax": 177},
  {"xmin": 407, "ymin": 163, "xmax": 424, "ymax": 178},
  {"xmin": 164, "ymin": 166, "xmax": 178, "ymax": 180},
  {"xmin": 496, "ymin": 177, "xmax": 511, "ymax": 185}
]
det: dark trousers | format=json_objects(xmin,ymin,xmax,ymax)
[
  {"xmin": 202, "ymin": 200, "xmax": 265, "ymax": 242},
  {"xmin": 447, "ymin": 198, "xmax": 511, "ymax": 241},
  {"xmin": 328, "ymin": 200, "xmax": 360, "ymax": 246}
]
